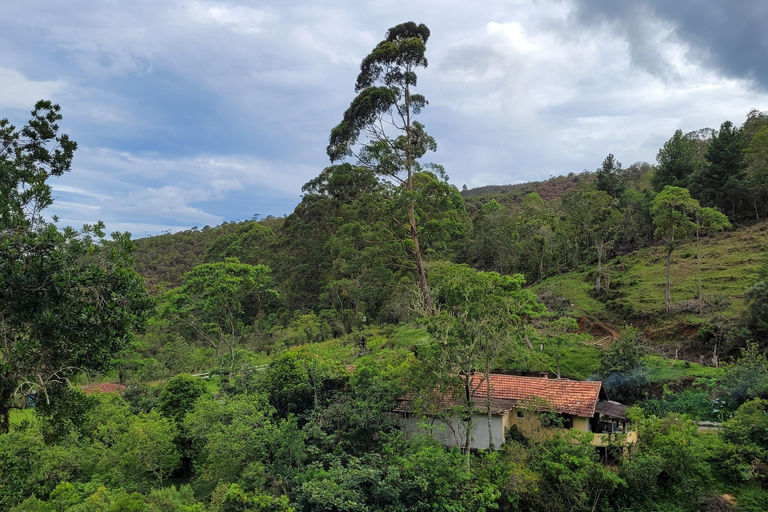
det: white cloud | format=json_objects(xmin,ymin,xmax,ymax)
[
  {"xmin": 4, "ymin": 0, "xmax": 768, "ymax": 231},
  {"xmin": 46, "ymin": 148, "xmax": 313, "ymax": 234},
  {"xmin": 0, "ymin": 68, "xmax": 66, "ymax": 110}
]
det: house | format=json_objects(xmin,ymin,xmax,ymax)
[{"xmin": 398, "ymin": 373, "xmax": 636, "ymax": 451}]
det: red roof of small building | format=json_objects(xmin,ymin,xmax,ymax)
[
  {"xmin": 82, "ymin": 382, "xmax": 127, "ymax": 395},
  {"xmin": 470, "ymin": 374, "xmax": 602, "ymax": 418}
]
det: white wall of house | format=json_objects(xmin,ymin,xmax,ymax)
[{"xmin": 400, "ymin": 413, "xmax": 506, "ymax": 450}]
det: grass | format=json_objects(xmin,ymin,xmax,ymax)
[
  {"xmin": 536, "ymin": 220, "xmax": 768, "ymax": 330},
  {"xmin": 645, "ymin": 355, "xmax": 724, "ymax": 383},
  {"xmin": 9, "ymin": 408, "xmax": 36, "ymax": 426},
  {"xmin": 388, "ymin": 325, "xmax": 430, "ymax": 349}
]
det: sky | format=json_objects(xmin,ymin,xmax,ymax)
[{"xmin": 2, "ymin": 0, "xmax": 767, "ymax": 236}]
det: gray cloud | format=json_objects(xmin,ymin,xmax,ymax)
[
  {"xmin": 2, "ymin": 0, "xmax": 767, "ymax": 234},
  {"xmin": 570, "ymin": 0, "xmax": 768, "ymax": 89}
]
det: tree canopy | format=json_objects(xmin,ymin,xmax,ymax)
[{"xmin": 0, "ymin": 102, "xmax": 153, "ymax": 433}]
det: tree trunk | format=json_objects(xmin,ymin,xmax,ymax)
[
  {"xmin": 0, "ymin": 408, "xmax": 8, "ymax": 435},
  {"xmin": 696, "ymin": 220, "xmax": 703, "ymax": 315},
  {"xmin": 595, "ymin": 241, "xmax": 603, "ymax": 292},
  {"xmin": 409, "ymin": 202, "xmax": 432, "ymax": 313},
  {"xmin": 0, "ymin": 390, "xmax": 12, "ymax": 434},
  {"xmin": 665, "ymin": 247, "xmax": 673, "ymax": 314},
  {"xmin": 463, "ymin": 378, "xmax": 472, "ymax": 470},
  {"xmin": 404, "ymin": 81, "xmax": 432, "ymax": 315},
  {"xmin": 485, "ymin": 336, "xmax": 493, "ymax": 450}
]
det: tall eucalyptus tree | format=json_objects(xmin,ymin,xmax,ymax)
[{"xmin": 328, "ymin": 22, "xmax": 435, "ymax": 313}]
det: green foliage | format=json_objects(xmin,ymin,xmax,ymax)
[
  {"xmin": 597, "ymin": 327, "xmax": 648, "ymax": 403},
  {"xmin": 205, "ymin": 222, "xmax": 275, "ymax": 266},
  {"xmin": 34, "ymin": 386, "xmax": 95, "ymax": 443},
  {"xmin": 163, "ymin": 259, "xmax": 278, "ymax": 376},
  {"xmin": 184, "ymin": 393, "xmax": 280, "ymax": 489},
  {"xmin": 328, "ymin": 21, "xmax": 437, "ymax": 311},
  {"xmin": 652, "ymin": 129, "xmax": 702, "ymax": 192},
  {"xmin": 724, "ymin": 343, "xmax": 768, "ymax": 403},
  {"xmin": 617, "ymin": 410, "xmax": 714, "ymax": 509},
  {"xmin": 595, "ymin": 153, "xmax": 625, "ymax": 199},
  {"xmin": 524, "ymin": 433, "xmax": 625, "ymax": 512},
  {"xmin": 0, "ymin": 102, "xmax": 153, "ymax": 433},
  {"xmin": 719, "ymin": 399, "xmax": 768, "ymax": 485},
  {"xmin": 745, "ymin": 280, "xmax": 768, "ymax": 337},
  {"xmin": 0, "ymin": 100, "xmax": 77, "ymax": 228},
  {"xmin": 651, "ymin": 186, "xmax": 699, "ymax": 248},
  {"xmin": 690, "ymin": 120, "xmax": 749, "ymax": 218},
  {"xmin": 209, "ymin": 483, "xmax": 292, "ymax": 512},
  {"xmin": 598, "ymin": 326, "xmax": 646, "ymax": 375},
  {"xmin": 310, "ymin": 355, "xmax": 411, "ymax": 454},
  {"xmin": 157, "ymin": 374, "xmax": 209, "ymax": 425},
  {"xmin": 744, "ymin": 127, "xmax": 768, "ymax": 218},
  {"xmin": 109, "ymin": 412, "xmax": 180, "ymax": 488}
]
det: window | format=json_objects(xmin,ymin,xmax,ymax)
[
  {"xmin": 541, "ymin": 412, "xmax": 574, "ymax": 429},
  {"xmin": 516, "ymin": 410, "xmax": 524, "ymax": 418}
]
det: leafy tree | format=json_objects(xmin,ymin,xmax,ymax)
[
  {"xmin": 205, "ymin": 222, "xmax": 276, "ymax": 266},
  {"xmin": 163, "ymin": 259, "xmax": 278, "ymax": 378},
  {"xmin": 0, "ymin": 102, "xmax": 153, "ymax": 433},
  {"xmin": 424, "ymin": 262, "xmax": 543, "ymax": 456},
  {"xmin": 613, "ymin": 188, "xmax": 654, "ymax": 254},
  {"xmin": 209, "ymin": 483, "xmax": 292, "ymax": 512},
  {"xmin": 521, "ymin": 433, "xmax": 625, "ymax": 512},
  {"xmin": 720, "ymin": 398, "xmax": 768, "ymax": 484},
  {"xmin": 744, "ymin": 127, "xmax": 768, "ymax": 219},
  {"xmin": 741, "ymin": 108, "xmax": 768, "ymax": 142},
  {"xmin": 109, "ymin": 412, "xmax": 180, "ymax": 489},
  {"xmin": 0, "ymin": 100, "xmax": 76, "ymax": 228},
  {"xmin": 562, "ymin": 187, "xmax": 619, "ymax": 292},
  {"xmin": 311, "ymin": 354, "xmax": 411, "ymax": 454},
  {"xmin": 465, "ymin": 201, "xmax": 520, "ymax": 275},
  {"xmin": 157, "ymin": 375, "xmax": 209, "ymax": 424},
  {"xmin": 690, "ymin": 120, "xmax": 748, "ymax": 217},
  {"xmin": 516, "ymin": 193, "xmax": 556, "ymax": 282},
  {"xmin": 648, "ymin": 187, "xmax": 728, "ymax": 316},
  {"xmin": 650, "ymin": 186, "xmax": 699, "ymax": 314},
  {"xmin": 651, "ymin": 129, "xmax": 701, "ymax": 192},
  {"xmin": 327, "ymin": 22, "xmax": 436, "ymax": 313},
  {"xmin": 724, "ymin": 343, "xmax": 768, "ymax": 403},
  {"xmin": 595, "ymin": 153, "xmax": 625, "ymax": 199},
  {"xmin": 746, "ymin": 280, "xmax": 768, "ymax": 338},
  {"xmin": 184, "ymin": 393, "xmax": 279, "ymax": 490},
  {"xmin": 597, "ymin": 326, "xmax": 648, "ymax": 403},
  {"xmin": 157, "ymin": 374, "xmax": 210, "ymax": 477},
  {"xmin": 617, "ymin": 411, "xmax": 713, "ymax": 509}
]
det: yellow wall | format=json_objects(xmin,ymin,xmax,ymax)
[
  {"xmin": 572, "ymin": 416, "xmax": 590, "ymax": 433},
  {"xmin": 503, "ymin": 408, "xmax": 636, "ymax": 449}
]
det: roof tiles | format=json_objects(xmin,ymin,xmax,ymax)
[{"xmin": 471, "ymin": 374, "xmax": 602, "ymax": 418}]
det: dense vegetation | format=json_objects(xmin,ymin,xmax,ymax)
[{"xmin": 3, "ymin": 22, "xmax": 768, "ymax": 512}]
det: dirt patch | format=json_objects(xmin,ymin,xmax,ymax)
[
  {"xmin": 644, "ymin": 321, "xmax": 700, "ymax": 344},
  {"xmin": 577, "ymin": 317, "xmax": 619, "ymax": 344}
]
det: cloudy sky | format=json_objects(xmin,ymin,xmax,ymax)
[{"xmin": 2, "ymin": 0, "xmax": 767, "ymax": 236}]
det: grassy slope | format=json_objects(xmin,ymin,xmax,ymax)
[
  {"xmin": 538, "ymin": 220, "xmax": 768, "ymax": 338},
  {"xmin": 528, "ymin": 221, "xmax": 767, "ymax": 383}
]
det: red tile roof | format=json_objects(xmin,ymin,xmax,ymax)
[
  {"xmin": 82, "ymin": 382, "xmax": 127, "ymax": 395},
  {"xmin": 470, "ymin": 374, "xmax": 602, "ymax": 418}
]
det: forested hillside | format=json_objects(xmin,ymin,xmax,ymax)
[{"xmin": 4, "ymin": 22, "xmax": 768, "ymax": 512}]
